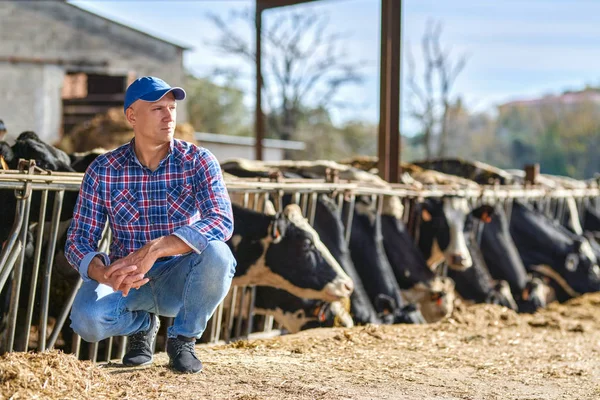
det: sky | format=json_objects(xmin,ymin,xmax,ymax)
[{"xmin": 69, "ymin": 0, "xmax": 600, "ymax": 135}]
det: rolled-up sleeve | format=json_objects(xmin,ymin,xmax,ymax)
[
  {"xmin": 172, "ymin": 149, "xmax": 233, "ymax": 253},
  {"xmin": 65, "ymin": 165, "xmax": 108, "ymax": 281}
]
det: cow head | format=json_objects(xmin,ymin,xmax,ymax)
[
  {"xmin": 419, "ymin": 197, "xmax": 495, "ymax": 271},
  {"xmin": 510, "ymin": 201, "xmax": 600, "ymax": 301},
  {"xmin": 402, "ymin": 277, "xmax": 455, "ymax": 323},
  {"xmin": 230, "ymin": 204, "xmax": 354, "ymax": 302},
  {"xmin": 253, "ymin": 287, "xmax": 353, "ymax": 333}
]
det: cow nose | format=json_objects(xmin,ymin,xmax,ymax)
[
  {"xmin": 450, "ymin": 254, "xmax": 465, "ymax": 265},
  {"xmin": 344, "ymin": 280, "xmax": 354, "ymax": 294}
]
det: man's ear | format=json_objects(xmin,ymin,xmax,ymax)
[
  {"xmin": 472, "ymin": 204, "xmax": 495, "ymax": 223},
  {"xmin": 125, "ymin": 107, "xmax": 136, "ymax": 125}
]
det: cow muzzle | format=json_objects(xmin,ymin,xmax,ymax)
[
  {"xmin": 447, "ymin": 253, "xmax": 472, "ymax": 270},
  {"xmin": 323, "ymin": 277, "xmax": 354, "ymax": 301}
]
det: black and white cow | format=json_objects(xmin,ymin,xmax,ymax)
[
  {"xmin": 510, "ymin": 200, "xmax": 600, "ymax": 302},
  {"xmin": 380, "ymin": 201, "xmax": 455, "ymax": 323},
  {"xmin": 417, "ymin": 197, "xmax": 487, "ymax": 271},
  {"xmin": 478, "ymin": 203, "xmax": 549, "ymax": 313},
  {"xmin": 448, "ymin": 212, "xmax": 518, "ymax": 310},
  {"xmin": 253, "ymin": 286, "xmax": 353, "ymax": 333},
  {"xmin": 346, "ymin": 196, "xmax": 426, "ymax": 324},
  {"xmin": 229, "ymin": 203, "xmax": 354, "ymax": 301},
  {"xmin": 310, "ymin": 195, "xmax": 380, "ymax": 325}
]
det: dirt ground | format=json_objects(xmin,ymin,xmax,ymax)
[{"xmin": 3, "ymin": 293, "xmax": 600, "ymax": 400}]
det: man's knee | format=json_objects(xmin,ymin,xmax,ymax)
[
  {"xmin": 195, "ymin": 241, "xmax": 236, "ymax": 277},
  {"xmin": 70, "ymin": 288, "xmax": 116, "ymax": 343}
]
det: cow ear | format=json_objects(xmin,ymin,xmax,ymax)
[
  {"xmin": 270, "ymin": 217, "xmax": 287, "ymax": 243},
  {"xmin": 472, "ymin": 204, "xmax": 495, "ymax": 223},
  {"xmin": 421, "ymin": 207, "xmax": 432, "ymax": 222}
]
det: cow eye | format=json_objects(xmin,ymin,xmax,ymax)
[
  {"xmin": 302, "ymin": 238, "xmax": 312, "ymax": 251},
  {"xmin": 565, "ymin": 253, "xmax": 579, "ymax": 272}
]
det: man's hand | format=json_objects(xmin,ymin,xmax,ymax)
[{"xmin": 104, "ymin": 244, "xmax": 158, "ymax": 296}]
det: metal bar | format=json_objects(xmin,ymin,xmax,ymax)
[
  {"xmin": 38, "ymin": 190, "xmax": 64, "ymax": 351},
  {"xmin": 212, "ymin": 302, "xmax": 224, "ymax": 344},
  {"xmin": 254, "ymin": 6, "xmax": 264, "ymax": 160},
  {"xmin": 104, "ymin": 336, "xmax": 113, "ymax": 362},
  {"xmin": 377, "ymin": 0, "xmax": 402, "ymax": 183},
  {"xmin": 344, "ymin": 194, "xmax": 356, "ymax": 246},
  {"xmin": 234, "ymin": 286, "xmax": 248, "ymax": 339},
  {"xmin": 47, "ymin": 278, "xmax": 82, "ymax": 350},
  {"xmin": 23, "ymin": 190, "xmax": 49, "ymax": 351},
  {"xmin": 71, "ymin": 333, "xmax": 81, "ymax": 358},
  {"xmin": 89, "ymin": 341, "xmax": 99, "ymax": 363},
  {"xmin": 117, "ymin": 336, "xmax": 127, "ymax": 360},
  {"xmin": 0, "ymin": 200, "xmax": 26, "ymax": 292},
  {"xmin": 7, "ymin": 193, "xmax": 32, "ymax": 351},
  {"xmin": 246, "ymin": 286, "xmax": 257, "ymax": 337},
  {"xmin": 308, "ymin": 192, "xmax": 318, "ymax": 225},
  {"xmin": 224, "ymin": 286, "xmax": 238, "ymax": 343},
  {"xmin": 263, "ymin": 315, "xmax": 274, "ymax": 333}
]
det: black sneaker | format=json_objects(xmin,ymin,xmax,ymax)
[
  {"xmin": 167, "ymin": 335, "xmax": 203, "ymax": 373},
  {"xmin": 122, "ymin": 313, "xmax": 160, "ymax": 367}
]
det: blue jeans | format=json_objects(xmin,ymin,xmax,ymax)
[{"xmin": 70, "ymin": 241, "xmax": 236, "ymax": 343}]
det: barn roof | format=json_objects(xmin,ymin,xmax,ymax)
[{"xmin": 65, "ymin": 1, "xmax": 191, "ymax": 50}]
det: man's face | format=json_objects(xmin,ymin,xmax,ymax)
[{"xmin": 126, "ymin": 92, "xmax": 177, "ymax": 144}]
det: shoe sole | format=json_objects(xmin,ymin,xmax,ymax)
[
  {"xmin": 168, "ymin": 361, "xmax": 203, "ymax": 374},
  {"xmin": 122, "ymin": 315, "xmax": 161, "ymax": 367}
]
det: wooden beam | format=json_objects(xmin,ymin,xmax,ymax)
[{"xmin": 378, "ymin": 0, "xmax": 402, "ymax": 183}]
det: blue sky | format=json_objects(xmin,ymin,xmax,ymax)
[{"xmin": 70, "ymin": 0, "xmax": 600, "ymax": 135}]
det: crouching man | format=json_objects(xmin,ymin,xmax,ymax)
[{"xmin": 65, "ymin": 76, "xmax": 236, "ymax": 373}]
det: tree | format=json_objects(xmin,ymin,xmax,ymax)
[
  {"xmin": 185, "ymin": 74, "xmax": 251, "ymax": 136},
  {"xmin": 406, "ymin": 20, "xmax": 467, "ymax": 159},
  {"xmin": 205, "ymin": 8, "xmax": 366, "ymax": 155}
]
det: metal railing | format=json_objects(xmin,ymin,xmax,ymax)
[{"xmin": 2, "ymin": 166, "xmax": 600, "ymax": 362}]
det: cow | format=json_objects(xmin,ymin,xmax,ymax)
[
  {"xmin": 252, "ymin": 286, "xmax": 353, "ymax": 333},
  {"xmin": 379, "ymin": 202, "xmax": 455, "ymax": 322},
  {"xmin": 310, "ymin": 194, "xmax": 380, "ymax": 325},
  {"xmin": 229, "ymin": 203, "xmax": 354, "ymax": 301},
  {"xmin": 478, "ymin": 203, "xmax": 549, "ymax": 313},
  {"xmin": 346, "ymin": 196, "xmax": 426, "ymax": 324},
  {"xmin": 447, "ymin": 212, "xmax": 518, "ymax": 311},
  {"xmin": 509, "ymin": 200, "xmax": 600, "ymax": 302},
  {"xmin": 416, "ymin": 197, "xmax": 488, "ymax": 271}
]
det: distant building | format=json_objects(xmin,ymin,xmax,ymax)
[
  {"xmin": 498, "ymin": 89, "xmax": 600, "ymax": 112},
  {"xmin": 196, "ymin": 132, "xmax": 306, "ymax": 162},
  {"xmin": 0, "ymin": 0, "xmax": 188, "ymax": 144}
]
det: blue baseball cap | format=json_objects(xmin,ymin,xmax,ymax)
[{"xmin": 123, "ymin": 76, "xmax": 186, "ymax": 113}]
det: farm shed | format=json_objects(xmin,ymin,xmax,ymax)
[{"xmin": 0, "ymin": 0, "xmax": 188, "ymax": 145}]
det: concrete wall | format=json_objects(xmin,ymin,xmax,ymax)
[{"xmin": 0, "ymin": 1, "xmax": 187, "ymax": 144}]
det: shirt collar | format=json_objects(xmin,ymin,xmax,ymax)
[{"xmin": 126, "ymin": 138, "xmax": 176, "ymax": 170}]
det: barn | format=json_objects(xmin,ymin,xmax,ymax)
[{"xmin": 0, "ymin": 0, "xmax": 189, "ymax": 145}]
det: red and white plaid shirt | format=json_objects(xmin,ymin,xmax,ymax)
[{"xmin": 65, "ymin": 139, "xmax": 233, "ymax": 281}]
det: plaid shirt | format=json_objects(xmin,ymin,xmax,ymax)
[{"xmin": 65, "ymin": 139, "xmax": 233, "ymax": 282}]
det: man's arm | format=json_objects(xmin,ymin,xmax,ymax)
[
  {"xmin": 171, "ymin": 149, "xmax": 234, "ymax": 253},
  {"xmin": 64, "ymin": 166, "xmax": 110, "ymax": 282}
]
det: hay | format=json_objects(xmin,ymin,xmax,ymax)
[
  {"xmin": 55, "ymin": 108, "xmax": 197, "ymax": 153},
  {"xmin": 0, "ymin": 350, "xmax": 113, "ymax": 400}
]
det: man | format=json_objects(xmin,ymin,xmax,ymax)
[{"xmin": 65, "ymin": 76, "xmax": 236, "ymax": 374}]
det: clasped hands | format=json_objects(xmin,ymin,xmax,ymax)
[{"xmin": 98, "ymin": 245, "xmax": 156, "ymax": 296}]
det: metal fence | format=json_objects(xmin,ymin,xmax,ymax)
[{"xmin": 1, "ymin": 166, "xmax": 599, "ymax": 362}]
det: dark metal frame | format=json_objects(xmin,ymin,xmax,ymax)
[{"xmin": 254, "ymin": 0, "xmax": 403, "ymax": 183}]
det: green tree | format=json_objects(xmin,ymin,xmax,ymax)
[{"xmin": 185, "ymin": 74, "xmax": 251, "ymax": 136}]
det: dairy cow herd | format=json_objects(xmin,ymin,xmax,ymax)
[{"xmin": 2, "ymin": 131, "xmax": 600, "ymax": 353}]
